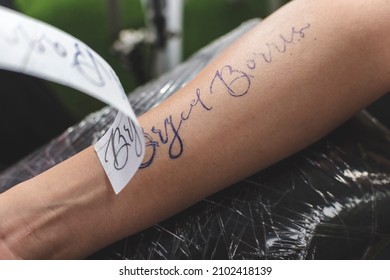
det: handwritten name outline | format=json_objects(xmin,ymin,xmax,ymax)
[
  {"xmin": 246, "ymin": 23, "xmax": 311, "ymax": 70},
  {"xmin": 98, "ymin": 113, "xmax": 144, "ymax": 172},
  {"xmin": 141, "ymin": 23, "xmax": 311, "ymax": 168},
  {"xmin": 0, "ymin": 7, "xmax": 145, "ymax": 194},
  {"xmin": 0, "ymin": 7, "xmax": 131, "ymax": 116},
  {"xmin": 210, "ymin": 65, "xmax": 254, "ymax": 97}
]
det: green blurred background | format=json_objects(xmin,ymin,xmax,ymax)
[{"xmin": 14, "ymin": 0, "xmax": 289, "ymax": 120}]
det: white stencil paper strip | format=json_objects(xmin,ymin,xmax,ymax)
[
  {"xmin": 0, "ymin": 6, "xmax": 145, "ymax": 194},
  {"xmin": 94, "ymin": 112, "xmax": 145, "ymax": 194}
]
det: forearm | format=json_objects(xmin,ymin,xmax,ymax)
[{"xmin": 1, "ymin": 0, "xmax": 390, "ymax": 259}]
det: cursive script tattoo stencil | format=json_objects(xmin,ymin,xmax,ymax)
[
  {"xmin": 141, "ymin": 23, "xmax": 311, "ymax": 168},
  {"xmin": 0, "ymin": 7, "xmax": 145, "ymax": 193},
  {"xmin": 95, "ymin": 111, "xmax": 145, "ymax": 193},
  {"xmin": 104, "ymin": 116, "xmax": 144, "ymax": 171}
]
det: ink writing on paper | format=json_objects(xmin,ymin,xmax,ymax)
[
  {"xmin": 0, "ymin": 7, "xmax": 132, "ymax": 117},
  {"xmin": 104, "ymin": 117, "xmax": 144, "ymax": 171},
  {"xmin": 0, "ymin": 7, "xmax": 145, "ymax": 194},
  {"xmin": 95, "ymin": 112, "xmax": 145, "ymax": 194}
]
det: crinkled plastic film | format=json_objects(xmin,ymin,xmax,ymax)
[{"xmin": 1, "ymin": 19, "xmax": 390, "ymax": 259}]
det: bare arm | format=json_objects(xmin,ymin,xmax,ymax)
[{"xmin": 1, "ymin": 0, "xmax": 390, "ymax": 259}]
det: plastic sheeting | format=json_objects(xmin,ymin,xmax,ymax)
[{"xmin": 1, "ymin": 19, "xmax": 390, "ymax": 259}]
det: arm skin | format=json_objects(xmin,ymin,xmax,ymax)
[{"xmin": 1, "ymin": 0, "xmax": 390, "ymax": 259}]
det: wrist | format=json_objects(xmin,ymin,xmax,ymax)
[
  {"xmin": 0, "ymin": 147, "xmax": 114, "ymax": 259},
  {"xmin": 0, "ymin": 180, "xmax": 75, "ymax": 259}
]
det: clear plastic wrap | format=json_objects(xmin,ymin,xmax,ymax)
[{"xmin": 1, "ymin": 19, "xmax": 390, "ymax": 259}]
